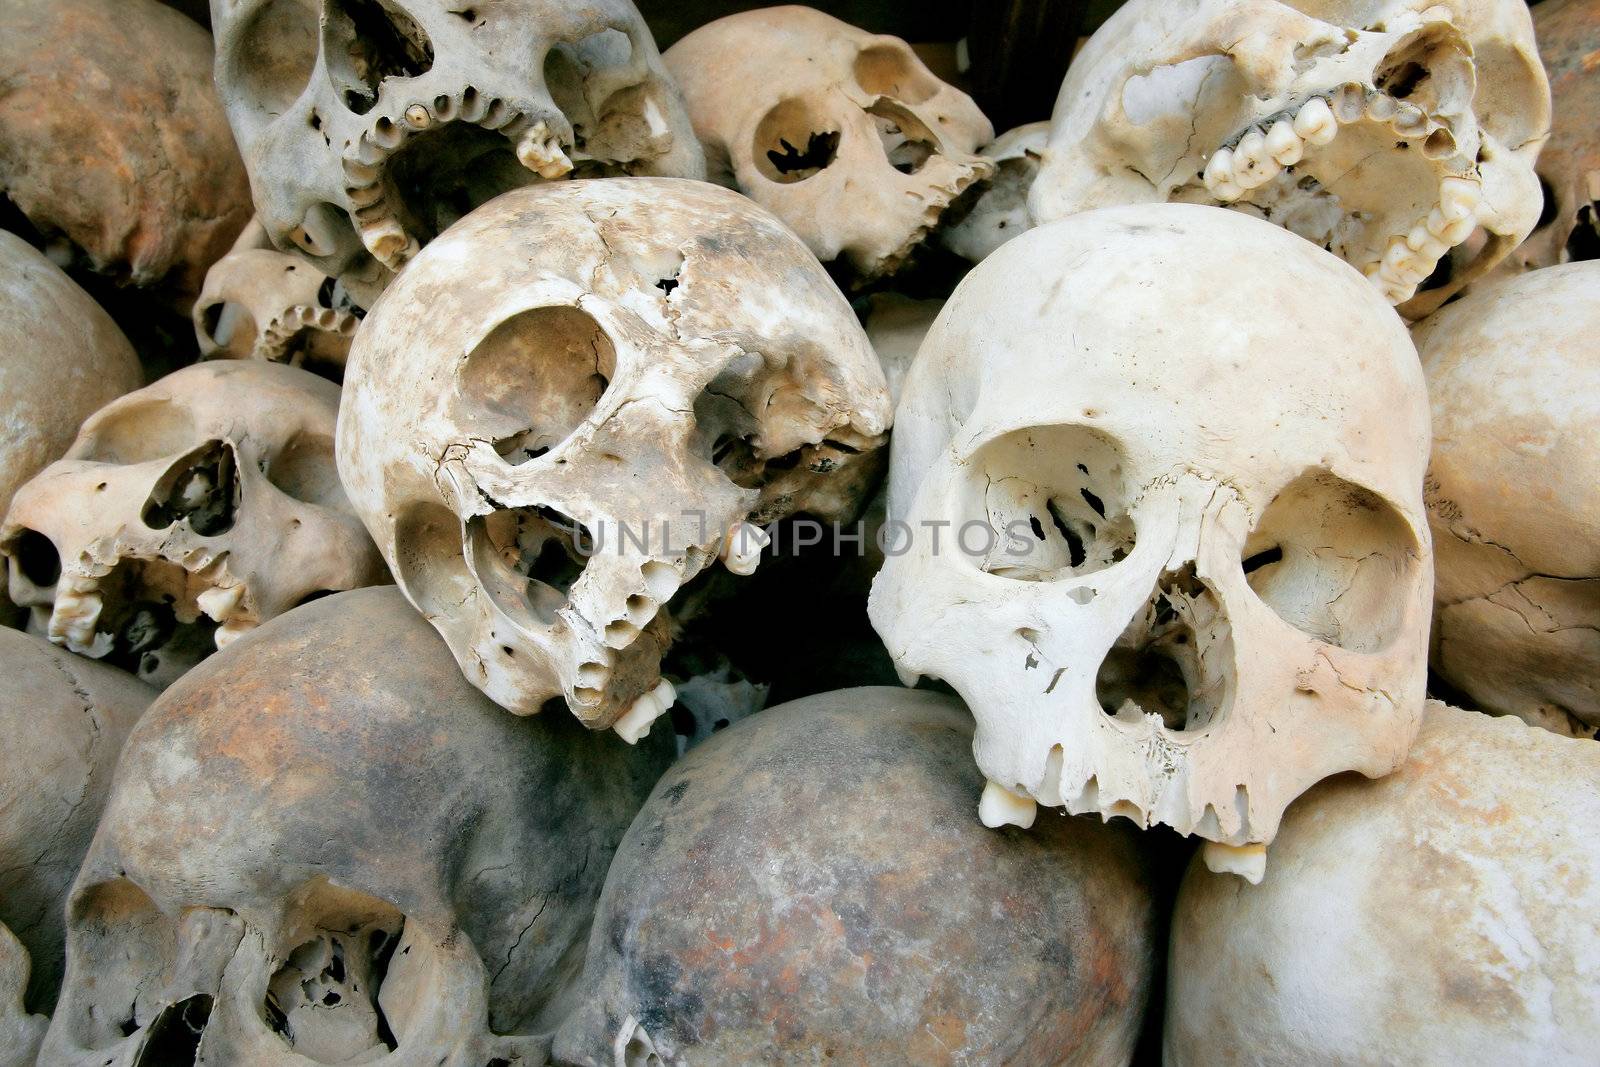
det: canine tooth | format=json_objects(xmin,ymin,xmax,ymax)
[
  {"xmin": 1264, "ymin": 120, "xmax": 1302, "ymax": 165},
  {"xmin": 515, "ymin": 121, "xmax": 574, "ymax": 179},
  {"xmin": 1203, "ymin": 148, "xmax": 1242, "ymax": 201},
  {"xmin": 196, "ymin": 584, "xmax": 244, "ymax": 622},
  {"xmin": 1292, "ymin": 98, "xmax": 1337, "ymax": 146},
  {"xmin": 1202, "ymin": 841, "xmax": 1268, "ymax": 884},
  {"xmin": 721, "ymin": 521, "xmax": 770, "ymax": 577},
  {"xmin": 1406, "ymin": 223, "xmax": 1448, "ymax": 259},
  {"xmin": 613, "ymin": 679, "xmax": 676, "ymax": 745},
  {"xmin": 1438, "ymin": 177, "xmax": 1481, "ymax": 222},
  {"xmin": 213, "ymin": 620, "xmax": 255, "ymax": 650},
  {"xmin": 1233, "ymin": 129, "xmax": 1278, "ymax": 189},
  {"xmin": 978, "ymin": 780, "xmax": 1037, "ymax": 830}
]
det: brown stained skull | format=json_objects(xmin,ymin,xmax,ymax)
[
  {"xmin": 39, "ymin": 587, "xmax": 674, "ymax": 1066},
  {"xmin": 0, "ymin": 0, "xmax": 252, "ymax": 303},
  {"xmin": 336, "ymin": 178, "xmax": 892, "ymax": 735},
  {"xmin": 1, "ymin": 361, "xmax": 387, "ymax": 687},
  {"xmin": 211, "ymin": 0, "xmax": 705, "ymax": 307}
]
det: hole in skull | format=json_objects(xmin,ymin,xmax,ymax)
[
  {"xmin": 852, "ymin": 44, "xmax": 939, "ymax": 105},
  {"xmin": 325, "ymin": 0, "xmax": 434, "ymax": 115},
  {"xmin": 866, "ymin": 100, "xmax": 938, "ymax": 175},
  {"xmin": 383, "ymin": 122, "xmax": 542, "ymax": 245},
  {"xmin": 459, "ymin": 305, "xmax": 615, "ymax": 464},
  {"xmin": 1568, "ymin": 204, "xmax": 1600, "ymax": 262},
  {"xmin": 1097, "ymin": 565, "xmax": 1232, "ymax": 732},
  {"xmin": 469, "ymin": 507, "xmax": 593, "ymax": 628},
  {"xmin": 754, "ymin": 98, "xmax": 841, "ymax": 183},
  {"xmin": 132, "ymin": 994, "xmax": 212, "ymax": 1066},
  {"xmin": 9, "ymin": 528, "xmax": 61, "ymax": 588},
  {"xmin": 1243, "ymin": 468, "xmax": 1418, "ymax": 652},
  {"xmin": 230, "ymin": 0, "xmax": 319, "ymax": 116},
  {"xmin": 141, "ymin": 440, "xmax": 239, "ymax": 536}
]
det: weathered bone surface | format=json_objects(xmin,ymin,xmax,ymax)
[
  {"xmin": 211, "ymin": 0, "xmax": 705, "ymax": 307},
  {"xmin": 870, "ymin": 204, "xmax": 1432, "ymax": 872},
  {"xmin": 0, "ymin": 232, "xmax": 142, "ymax": 518},
  {"xmin": 337, "ymin": 177, "xmax": 891, "ymax": 735},
  {"xmin": 665, "ymin": 6, "xmax": 994, "ymax": 279},
  {"xmin": 863, "ymin": 293, "xmax": 942, "ymax": 408},
  {"xmin": 1167, "ymin": 701, "xmax": 1600, "ymax": 1063},
  {"xmin": 552, "ymin": 687, "xmax": 1157, "ymax": 1066},
  {"xmin": 1416, "ymin": 263, "xmax": 1600, "ymax": 738},
  {"xmin": 0, "ymin": 0, "xmax": 251, "ymax": 301},
  {"xmin": 2, "ymin": 361, "xmax": 386, "ymax": 687},
  {"xmin": 1028, "ymin": 0, "xmax": 1549, "ymax": 312},
  {"xmin": 939, "ymin": 121, "xmax": 1050, "ymax": 263},
  {"xmin": 193, "ymin": 218, "xmax": 359, "ymax": 379},
  {"xmin": 40, "ymin": 587, "xmax": 673, "ymax": 1066},
  {"xmin": 0, "ymin": 628, "xmax": 153, "ymax": 1053}
]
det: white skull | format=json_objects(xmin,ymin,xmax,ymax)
[
  {"xmin": 210, "ymin": 0, "xmax": 704, "ymax": 306},
  {"xmin": 1028, "ymin": 0, "xmax": 1549, "ymax": 313},
  {"xmin": 1416, "ymin": 262, "xmax": 1600, "ymax": 739},
  {"xmin": 869, "ymin": 204, "xmax": 1433, "ymax": 874},
  {"xmin": 40, "ymin": 586, "xmax": 672, "ymax": 1066},
  {"xmin": 193, "ymin": 218, "xmax": 360, "ymax": 380},
  {"xmin": 939, "ymin": 121, "xmax": 1050, "ymax": 263},
  {"xmin": 664, "ymin": 5, "xmax": 995, "ymax": 278},
  {"xmin": 337, "ymin": 177, "xmax": 891, "ymax": 735},
  {"xmin": 2, "ymin": 361, "xmax": 386, "ymax": 687}
]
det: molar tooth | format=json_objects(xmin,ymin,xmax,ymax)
[
  {"xmin": 978, "ymin": 781, "xmax": 1037, "ymax": 830},
  {"xmin": 196, "ymin": 584, "xmax": 244, "ymax": 623},
  {"xmin": 515, "ymin": 121, "xmax": 574, "ymax": 180},
  {"xmin": 613, "ymin": 679, "xmax": 676, "ymax": 745},
  {"xmin": 1427, "ymin": 205, "xmax": 1474, "ymax": 245},
  {"xmin": 1202, "ymin": 841, "xmax": 1267, "ymax": 884},
  {"xmin": 721, "ymin": 522, "xmax": 770, "ymax": 577},
  {"xmin": 1233, "ymin": 128, "xmax": 1278, "ymax": 189},
  {"xmin": 1406, "ymin": 223, "xmax": 1448, "ymax": 259},
  {"xmin": 1292, "ymin": 98, "xmax": 1337, "ymax": 146},
  {"xmin": 50, "ymin": 589, "xmax": 104, "ymax": 651},
  {"xmin": 1382, "ymin": 235, "xmax": 1426, "ymax": 277},
  {"xmin": 1264, "ymin": 120, "xmax": 1302, "ymax": 166},
  {"xmin": 1438, "ymin": 176, "xmax": 1482, "ymax": 222},
  {"xmin": 1202, "ymin": 148, "xmax": 1242, "ymax": 202}
]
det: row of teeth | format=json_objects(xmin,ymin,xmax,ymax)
[
  {"xmin": 49, "ymin": 572, "xmax": 253, "ymax": 657},
  {"xmin": 340, "ymin": 89, "xmax": 575, "ymax": 271},
  {"xmin": 258, "ymin": 304, "xmax": 360, "ymax": 362},
  {"xmin": 1200, "ymin": 90, "xmax": 1479, "ymax": 304}
]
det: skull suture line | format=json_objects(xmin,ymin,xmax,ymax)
[
  {"xmin": 869, "ymin": 204, "xmax": 1433, "ymax": 880},
  {"xmin": 336, "ymin": 178, "xmax": 891, "ymax": 739},
  {"xmin": 1027, "ymin": 0, "xmax": 1549, "ymax": 313},
  {"xmin": 210, "ymin": 0, "xmax": 704, "ymax": 307}
]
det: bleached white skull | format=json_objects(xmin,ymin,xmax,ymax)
[
  {"xmin": 210, "ymin": 0, "xmax": 704, "ymax": 307},
  {"xmin": 869, "ymin": 204, "xmax": 1433, "ymax": 878},
  {"xmin": 337, "ymin": 178, "xmax": 891, "ymax": 737},
  {"xmin": 193, "ymin": 218, "xmax": 360, "ymax": 380},
  {"xmin": 1416, "ymin": 262, "xmax": 1600, "ymax": 739},
  {"xmin": 939, "ymin": 121, "xmax": 1050, "ymax": 263},
  {"xmin": 40, "ymin": 586, "xmax": 672, "ymax": 1066},
  {"xmin": 1028, "ymin": 0, "xmax": 1549, "ymax": 313},
  {"xmin": 664, "ymin": 6, "xmax": 995, "ymax": 279},
  {"xmin": 2, "ymin": 361, "xmax": 386, "ymax": 687}
]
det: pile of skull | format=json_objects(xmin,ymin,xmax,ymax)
[{"xmin": 1, "ymin": 0, "xmax": 1597, "ymax": 1062}]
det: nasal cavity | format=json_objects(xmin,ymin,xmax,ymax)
[
  {"xmin": 134, "ymin": 993, "xmax": 213, "ymax": 1065},
  {"xmin": 327, "ymin": 0, "xmax": 435, "ymax": 115},
  {"xmin": 1095, "ymin": 564, "xmax": 1230, "ymax": 732},
  {"xmin": 141, "ymin": 440, "xmax": 240, "ymax": 537}
]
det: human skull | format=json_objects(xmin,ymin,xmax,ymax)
[
  {"xmin": 2, "ymin": 361, "xmax": 386, "ymax": 687},
  {"xmin": 337, "ymin": 178, "xmax": 891, "ymax": 736},
  {"xmin": 1028, "ymin": 0, "xmax": 1549, "ymax": 313},
  {"xmin": 939, "ymin": 121, "xmax": 1050, "ymax": 263},
  {"xmin": 664, "ymin": 6, "xmax": 995, "ymax": 279},
  {"xmin": 863, "ymin": 293, "xmax": 942, "ymax": 408},
  {"xmin": 40, "ymin": 586, "xmax": 673, "ymax": 1066},
  {"xmin": 0, "ymin": 0, "xmax": 251, "ymax": 302},
  {"xmin": 869, "ymin": 204, "xmax": 1433, "ymax": 877},
  {"xmin": 1416, "ymin": 262, "xmax": 1600, "ymax": 739},
  {"xmin": 211, "ymin": 0, "xmax": 704, "ymax": 307},
  {"xmin": 193, "ymin": 219, "xmax": 360, "ymax": 380}
]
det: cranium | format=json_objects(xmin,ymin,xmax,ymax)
[
  {"xmin": 664, "ymin": 6, "xmax": 995, "ymax": 279},
  {"xmin": 336, "ymin": 177, "xmax": 891, "ymax": 736},
  {"xmin": 2, "ymin": 360, "xmax": 386, "ymax": 687},
  {"xmin": 0, "ymin": 628, "xmax": 153, "ymax": 1057},
  {"xmin": 1028, "ymin": 0, "xmax": 1550, "ymax": 313},
  {"xmin": 211, "ymin": 0, "xmax": 704, "ymax": 307},
  {"xmin": 1416, "ymin": 262, "xmax": 1600, "ymax": 739},
  {"xmin": 40, "ymin": 586, "xmax": 673, "ymax": 1066},
  {"xmin": 0, "ymin": 0, "xmax": 251, "ymax": 302},
  {"xmin": 193, "ymin": 218, "xmax": 360, "ymax": 380},
  {"xmin": 939, "ymin": 121, "xmax": 1050, "ymax": 263},
  {"xmin": 869, "ymin": 204, "xmax": 1433, "ymax": 878}
]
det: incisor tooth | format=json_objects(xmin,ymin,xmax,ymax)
[
  {"xmin": 613, "ymin": 678, "xmax": 677, "ymax": 745},
  {"xmin": 1406, "ymin": 223, "xmax": 1448, "ymax": 259},
  {"xmin": 1202, "ymin": 841, "xmax": 1268, "ymax": 883},
  {"xmin": 1292, "ymin": 98, "xmax": 1337, "ymax": 146},
  {"xmin": 1265, "ymin": 120, "xmax": 1303, "ymax": 165},
  {"xmin": 214, "ymin": 620, "xmax": 255, "ymax": 651},
  {"xmin": 978, "ymin": 780, "xmax": 1037, "ymax": 830},
  {"xmin": 196, "ymin": 584, "xmax": 244, "ymax": 622}
]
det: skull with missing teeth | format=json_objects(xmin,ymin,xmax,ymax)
[
  {"xmin": 1028, "ymin": 0, "xmax": 1549, "ymax": 310},
  {"xmin": 210, "ymin": 0, "xmax": 704, "ymax": 306},
  {"xmin": 869, "ymin": 205, "xmax": 1433, "ymax": 878},
  {"xmin": 336, "ymin": 178, "xmax": 891, "ymax": 739},
  {"xmin": 1, "ymin": 361, "xmax": 386, "ymax": 686}
]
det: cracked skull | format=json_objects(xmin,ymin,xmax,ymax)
[
  {"xmin": 336, "ymin": 177, "xmax": 891, "ymax": 736},
  {"xmin": 1, "ymin": 361, "xmax": 387, "ymax": 687},
  {"xmin": 664, "ymin": 5, "xmax": 995, "ymax": 279},
  {"xmin": 39, "ymin": 587, "xmax": 672, "ymax": 1066},
  {"xmin": 869, "ymin": 205, "xmax": 1433, "ymax": 876},
  {"xmin": 1417, "ymin": 262, "xmax": 1600, "ymax": 739},
  {"xmin": 1027, "ymin": 0, "xmax": 1549, "ymax": 313},
  {"xmin": 211, "ymin": 0, "xmax": 704, "ymax": 307}
]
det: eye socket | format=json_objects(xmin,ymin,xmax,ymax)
[
  {"xmin": 392, "ymin": 501, "xmax": 472, "ymax": 621},
  {"xmin": 866, "ymin": 100, "xmax": 937, "ymax": 175},
  {"xmin": 228, "ymin": 0, "xmax": 320, "ymax": 118},
  {"xmin": 457, "ymin": 305, "xmax": 615, "ymax": 464},
  {"xmin": 1241, "ymin": 469, "xmax": 1419, "ymax": 653},
  {"xmin": 544, "ymin": 27, "xmax": 635, "ymax": 137},
  {"xmin": 960, "ymin": 426, "xmax": 1136, "ymax": 582},
  {"xmin": 76, "ymin": 400, "xmax": 197, "ymax": 466},
  {"xmin": 853, "ymin": 44, "xmax": 940, "ymax": 105},
  {"xmin": 753, "ymin": 98, "xmax": 841, "ymax": 184},
  {"xmin": 266, "ymin": 432, "xmax": 346, "ymax": 508},
  {"xmin": 323, "ymin": 0, "xmax": 435, "ymax": 115},
  {"xmin": 60, "ymin": 880, "xmax": 180, "ymax": 1050}
]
